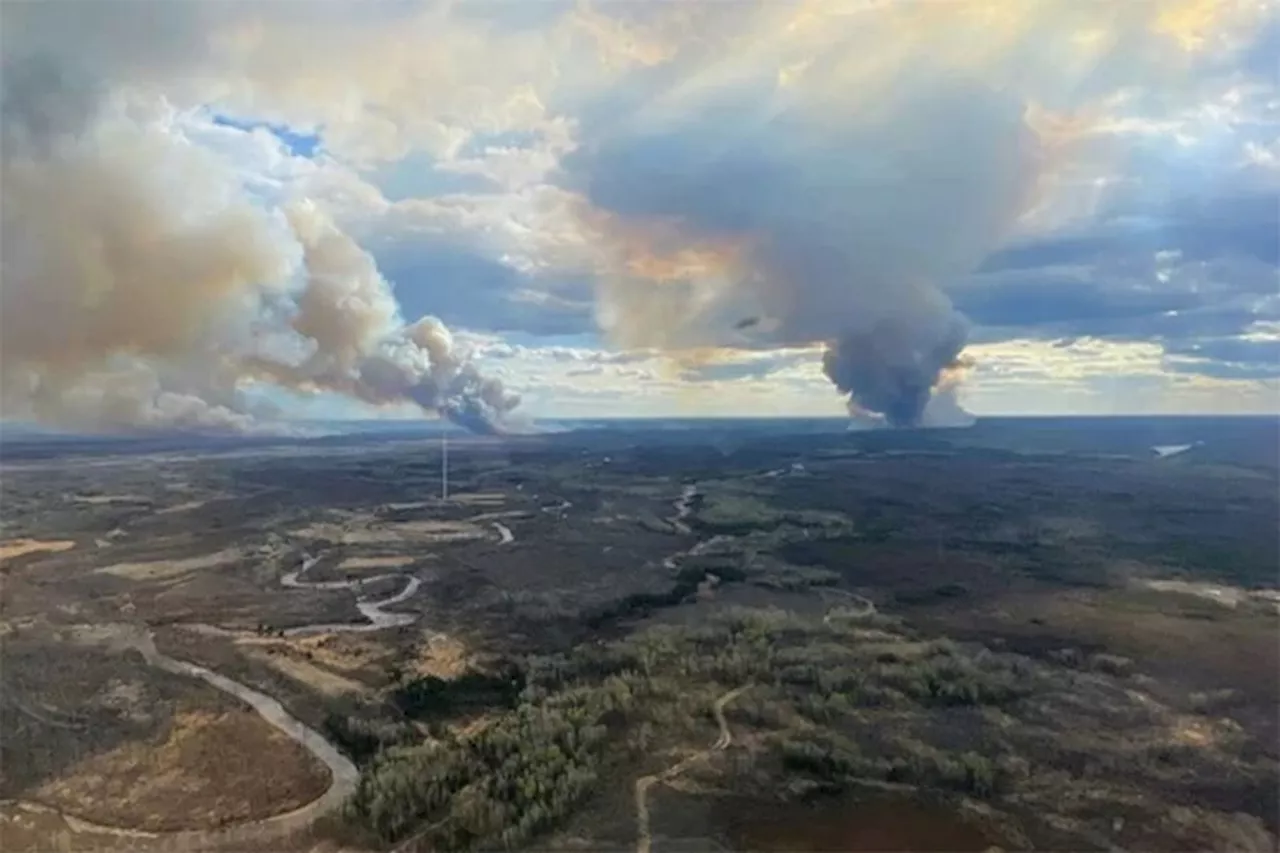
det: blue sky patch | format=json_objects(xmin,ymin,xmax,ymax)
[{"xmin": 212, "ymin": 113, "xmax": 322, "ymax": 157}]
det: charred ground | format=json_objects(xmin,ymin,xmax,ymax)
[{"xmin": 0, "ymin": 416, "xmax": 1276, "ymax": 852}]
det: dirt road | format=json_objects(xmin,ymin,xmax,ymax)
[
  {"xmin": 821, "ymin": 587, "xmax": 877, "ymax": 623},
  {"xmin": 634, "ymin": 685, "xmax": 749, "ymax": 853},
  {"xmin": 33, "ymin": 623, "xmax": 358, "ymax": 850}
]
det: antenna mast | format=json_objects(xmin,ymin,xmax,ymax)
[{"xmin": 441, "ymin": 423, "xmax": 449, "ymax": 501}]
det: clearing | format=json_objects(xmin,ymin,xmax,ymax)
[
  {"xmin": 32, "ymin": 707, "xmax": 331, "ymax": 832},
  {"xmin": 0, "ymin": 539, "xmax": 76, "ymax": 563}
]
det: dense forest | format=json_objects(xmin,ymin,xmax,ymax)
[{"xmin": 332, "ymin": 606, "xmax": 1050, "ymax": 850}]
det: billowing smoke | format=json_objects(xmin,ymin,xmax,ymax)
[
  {"xmin": 0, "ymin": 57, "xmax": 519, "ymax": 435},
  {"xmin": 822, "ymin": 313, "xmax": 970, "ymax": 428},
  {"xmin": 564, "ymin": 74, "xmax": 1043, "ymax": 426},
  {"xmin": 246, "ymin": 204, "xmax": 521, "ymax": 434},
  {"xmin": 562, "ymin": 1, "xmax": 1245, "ymax": 426}
]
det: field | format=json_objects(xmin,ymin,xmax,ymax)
[{"xmin": 0, "ymin": 416, "xmax": 1276, "ymax": 852}]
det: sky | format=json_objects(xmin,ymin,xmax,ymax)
[{"xmin": 2, "ymin": 0, "xmax": 1278, "ymax": 430}]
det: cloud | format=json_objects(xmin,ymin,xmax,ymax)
[
  {"xmin": 0, "ymin": 41, "xmax": 523, "ymax": 433},
  {"xmin": 1164, "ymin": 336, "xmax": 1280, "ymax": 379},
  {"xmin": 678, "ymin": 350, "xmax": 823, "ymax": 383},
  {"xmin": 553, "ymin": 0, "xmax": 1278, "ymax": 422},
  {"xmin": 3, "ymin": 0, "xmax": 1277, "ymax": 427}
]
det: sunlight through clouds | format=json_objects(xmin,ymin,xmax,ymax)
[{"xmin": 1, "ymin": 0, "xmax": 1276, "ymax": 430}]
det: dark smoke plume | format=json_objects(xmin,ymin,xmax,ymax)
[
  {"xmin": 559, "ymin": 0, "xmax": 1232, "ymax": 425},
  {"xmin": 564, "ymin": 72, "xmax": 1044, "ymax": 426},
  {"xmin": 822, "ymin": 314, "xmax": 969, "ymax": 427}
]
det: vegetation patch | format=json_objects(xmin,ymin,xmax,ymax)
[{"xmin": 33, "ymin": 708, "xmax": 330, "ymax": 831}]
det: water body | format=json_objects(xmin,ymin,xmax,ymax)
[
  {"xmin": 282, "ymin": 553, "xmax": 423, "ymax": 637},
  {"xmin": 1152, "ymin": 442, "xmax": 1199, "ymax": 458}
]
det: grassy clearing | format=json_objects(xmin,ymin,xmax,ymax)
[
  {"xmin": 95, "ymin": 548, "xmax": 242, "ymax": 580},
  {"xmin": 0, "ymin": 539, "xmax": 76, "ymax": 563}
]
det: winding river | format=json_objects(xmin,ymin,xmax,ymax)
[
  {"xmin": 24, "ymin": 507, "xmax": 526, "ymax": 848},
  {"xmin": 280, "ymin": 552, "xmax": 424, "ymax": 636}
]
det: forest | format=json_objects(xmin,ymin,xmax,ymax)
[{"xmin": 333, "ymin": 606, "xmax": 1051, "ymax": 850}]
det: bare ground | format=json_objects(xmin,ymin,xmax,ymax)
[{"xmin": 32, "ymin": 707, "xmax": 331, "ymax": 832}]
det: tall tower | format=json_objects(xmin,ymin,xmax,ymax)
[{"xmin": 441, "ymin": 423, "xmax": 450, "ymax": 501}]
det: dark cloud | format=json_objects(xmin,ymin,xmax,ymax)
[
  {"xmin": 1164, "ymin": 357, "xmax": 1280, "ymax": 381},
  {"xmin": 1167, "ymin": 335, "xmax": 1280, "ymax": 366},
  {"xmin": 964, "ymin": 73, "xmax": 1279, "ymax": 385},
  {"xmin": 982, "ymin": 189, "xmax": 1279, "ymax": 275},
  {"xmin": 954, "ymin": 256, "xmax": 1279, "ymax": 381},
  {"xmin": 959, "ymin": 132, "xmax": 1279, "ymax": 384},
  {"xmin": 952, "ymin": 269, "xmax": 1199, "ymax": 329}
]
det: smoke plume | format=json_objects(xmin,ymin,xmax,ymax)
[
  {"xmin": 563, "ymin": 0, "xmax": 1244, "ymax": 426},
  {"xmin": 566, "ymin": 76, "xmax": 1040, "ymax": 426},
  {"xmin": 822, "ymin": 313, "xmax": 970, "ymax": 428},
  {"xmin": 0, "ymin": 59, "xmax": 519, "ymax": 435}
]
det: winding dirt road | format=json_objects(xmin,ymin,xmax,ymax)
[
  {"xmin": 634, "ymin": 685, "xmax": 750, "ymax": 853},
  {"xmin": 23, "ymin": 623, "xmax": 358, "ymax": 850},
  {"xmin": 821, "ymin": 587, "xmax": 877, "ymax": 623},
  {"xmin": 21, "ymin": 509, "xmax": 522, "ymax": 847},
  {"xmin": 636, "ymin": 483, "xmax": 876, "ymax": 853}
]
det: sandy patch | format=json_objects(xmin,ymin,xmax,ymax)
[
  {"xmin": 297, "ymin": 633, "xmax": 391, "ymax": 673},
  {"xmin": 451, "ymin": 492, "xmax": 507, "ymax": 507},
  {"xmin": 94, "ymin": 528, "xmax": 128, "ymax": 548},
  {"xmin": 1143, "ymin": 579, "xmax": 1248, "ymax": 609},
  {"xmin": 386, "ymin": 501, "xmax": 433, "ymax": 511},
  {"xmin": 337, "ymin": 555, "xmax": 417, "ymax": 571},
  {"xmin": 70, "ymin": 494, "xmax": 151, "ymax": 506},
  {"xmin": 469, "ymin": 510, "xmax": 534, "ymax": 522},
  {"xmin": 394, "ymin": 520, "xmax": 486, "ymax": 536},
  {"xmin": 243, "ymin": 647, "xmax": 368, "ymax": 696},
  {"xmin": 450, "ymin": 714, "xmax": 494, "ymax": 739},
  {"xmin": 96, "ymin": 548, "xmax": 241, "ymax": 581},
  {"xmin": 413, "ymin": 632, "xmax": 470, "ymax": 679},
  {"xmin": 1165, "ymin": 714, "xmax": 1242, "ymax": 750},
  {"xmin": 33, "ymin": 708, "xmax": 329, "ymax": 832},
  {"xmin": 1169, "ymin": 715, "xmax": 1217, "ymax": 747},
  {"xmin": 0, "ymin": 538, "xmax": 75, "ymax": 563},
  {"xmin": 229, "ymin": 632, "xmax": 390, "ymax": 674},
  {"xmin": 156, "ymin": 500, "xmax": 208, "ymax": 515},
  {"xmin": 1153, "ymin": 443, "xmax": 1197, "ymax": 458},
  {"xmin": 294, "ymin": 519, "xmax": 486, "ymax": 545}
]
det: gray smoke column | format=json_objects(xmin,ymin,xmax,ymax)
[
  {"xmin": 563, "ymin": 52, "xmax": 1050, "ymax": 426},
  {"xmin": 0, "ymin": 59, "xmax": 519, "ymax": 435},
  {"xmin": 822, "ymin": 313, "xmax": 970, "ymax": 427}
]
